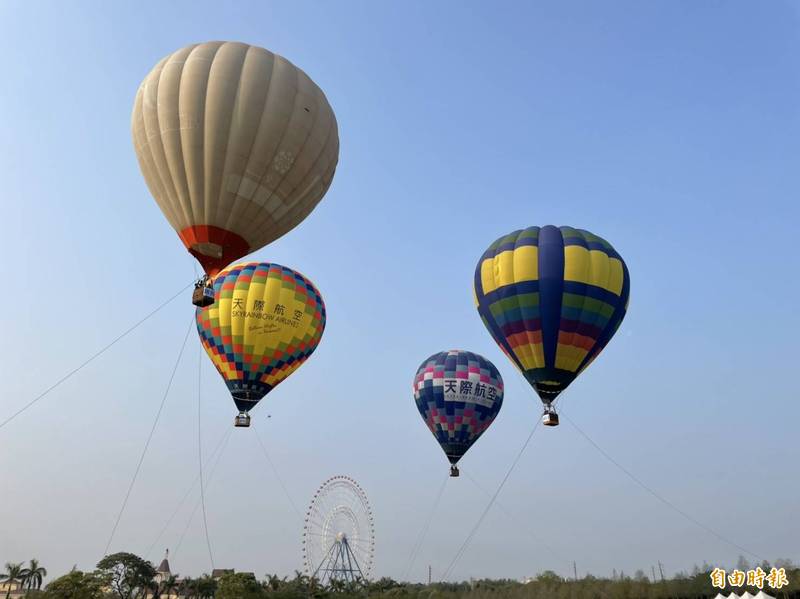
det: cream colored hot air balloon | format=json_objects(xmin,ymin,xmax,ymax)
[{"xmin": 132, "ymin": 41, "xmax": 339, "ymax": 303}]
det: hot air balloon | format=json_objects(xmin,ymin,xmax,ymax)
[
  {"xmin": 413, "ymin": 350, "xmax": 504, "ymax": 476},
  {"xmin": 474, "ymin": 226, "xmax": 629, "ymax": 427},
  {"xmin": 131, "ymin": 41, "xmax": 339, "ymax": 306},
  {"xmin": 196, "ymin": 262, "xmax": 325, "ymax": 427}
]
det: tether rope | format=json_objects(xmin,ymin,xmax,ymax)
[
  {"xmin": 462, "ymin": 469, "xmax": 572, "ymax": 567},
  {"xmin": 144, "ymin": 427, "xmax": 232, "ymax": 559},
  {"xmin": 253, "ymin": 422, "xmax": 302, "ymax": 518},
  {"xmin": 562, "ymin": 412, "xmax": 765, "ymax": 561},
  {"xmin": 103, "ymin": 315, "xmax": 195, "ymax": 557},
  {"xmin": 198, "ymin": 345, "xmax": 215, "ymax": 569},
  {"xmin": 402, "ymin": 473, "xmax": 449, "ymax": 581},
  {"xmin": 0, "ymin": 283, "xmax": 192, "ymax": 431},
  {"xmin": 172, "ymin": 428, "xmax": 234, "ymax": 559},
  {"xmin": 440, "ymin": 419, "xmax": 541, "ymax": 581}
]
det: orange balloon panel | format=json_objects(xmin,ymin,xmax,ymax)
[{"xmin": 132, "ymin": 42, "xmax": 339, "ymax": 275}]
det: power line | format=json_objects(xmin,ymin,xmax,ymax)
[
  {"xmin": 197, "ymin": 346, "xmax": 215, "ymax": 570},
  {"xmin": 252, "ymin": 422, "xmax": 302, "ymax": 518},
  {"xmin": 403, "ymin": 474, "xmax": 449, "ymax": 581},
  {"xmin": 0, "ymin": 283, "xmax": 192, "ymax": 431},
  {"xmin": 562, "ymin": 413, "xmax": 765, "ymax": 561},
  {"xmin": 440, "ymin": 420, "xmax": 541, "ymax": 581},
  {"xmin": 103, "ymin": 316, "xmax": 195, "ymax": 557}
]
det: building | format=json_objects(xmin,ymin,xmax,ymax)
[
  {"xmin": 212, "ymin": 568, "xmax": 234, "ymax": 579},
  {"xmin": 0, "ymin": 580, "xmax": 26, "ymax": 598},
  {"xmin": 144, "ymin": 550, "xmax": 182, "ymax": 599}
]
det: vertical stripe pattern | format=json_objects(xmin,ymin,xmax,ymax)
[
  {"xmin": 132, "ymin": 42, "xmax": 339, "ymax": 274},
  {"xmin": 474, "ymin": 226, "xmax": 629, "ymax": 404}
]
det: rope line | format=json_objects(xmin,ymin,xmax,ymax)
[
  {"xmin": 462, "ymin": 469, "xmax": 572, "ymax": 567},
  {"xmin": 563, "ymin": 413, "xmax": 765, "ymax": 561},
  {"xmin": 144, "ymin": 426, "xmax": 231, "ymax": 559},
  {"xmin": 173, "ymin": 427, "xmax": 233, "ymax": 558},
  {"xmin": 0, "ymin": 283, "xmax": 192, "ymax": 431},
  {"xmin": 252, "ymin": 422, "xmax": 302, "ymax": 518},
  {"xmin": 103, "ymin": 316, "xmax": 195, "ymax": 557},
  {"xmin": 403, "ymin": 474, "xmax": 449, "ymax": 581},
  {"xmin": 198, "ymin": 345, "xmax": 215, "ymax": 569},
  {"xmin": 441, "ymin": 420, "xmax": 541, "ymax": 581}
]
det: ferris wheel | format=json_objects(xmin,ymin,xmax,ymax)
[{"xmin": 302, "ymin": 476, "xmax": 375, "ymax": 583}]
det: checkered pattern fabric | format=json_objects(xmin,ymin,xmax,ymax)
[
  {"xmin": 196, "ymin": 261, "xmax": 326, "ymax": 413},
  {"xmin": 413, "ymin": 350, "xmax": 504, "ymax": 465}
]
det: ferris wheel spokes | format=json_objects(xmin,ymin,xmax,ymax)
[{"xmin": 302, "ymin": 476, "xmax": 375, "ymax": 584}]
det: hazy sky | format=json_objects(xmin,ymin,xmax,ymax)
[{"xmin": 1, "ymin": 0, "xmax": 798, "ymax": 585}]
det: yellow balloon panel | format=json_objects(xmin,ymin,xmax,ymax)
[{"xmin": 196, "ymin": 262, "xmax": 326, "ymax": 411}]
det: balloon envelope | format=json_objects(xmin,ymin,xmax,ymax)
[
  {"xmin": 132, "ymin": 41, "xmax": 339, "ymax": 275},
  {"xmin": 474, "ymin": 225, "xmax": 630, "ymax": 406},
  {"xmin": 196, "ymin": 262, "xmax": 326, "ymax": 414},
  {"xmin": 413, "ymin": 350, "xmax": 503, "ymax": 465}
]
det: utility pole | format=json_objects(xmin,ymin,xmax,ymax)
[
  {"xmin": 658, "ymin": 561, "xmax": 665, "ymax": 582},
  {"xmin": 651, "ymin": 566, "xmax": 657, "ymax": 583},
  {"xmin": 573, "ymin": 561, "xmax": 578, "ymax": 581},
  {"xmin": 428, "ymin": 565, "xmax": 432, "ymax": 585}
]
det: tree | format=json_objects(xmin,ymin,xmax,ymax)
[
  {"xmin": 369, "ymin": 577, "xmax": 399, "ymax": 593},
  {"xmin": 264, "ymin": 574, "xmax": 286, "ymax": 592},
  {"xmin": 23, "ymin": 559, "xmax": 48, "ymax": 591},
  {"xmin": 535, "ymin": 571, "xmax": 561, "ymax": 584},
  {"xmin": 216, "ymin": 572, "xmax": 263, "ymax": 599},
  {"xmin": 179, "ymin": 577, "xmax": 197, "ymax": 599},
  {"xmin": 160, "ymin": 574, "xmax": 179, "ymax": 598},
  {"xmin": 1, "ymin": 562, "xmax": 26, "ymax": 599},
  {"xmin": 736, "ymin": 555, "xmax": 751, "ymax": 572},
  {"xmin": 196, "ymin": 575, "xmax": 217, "ymax": 599},
  {"xmin": 41, "ymin": 569, "xmax": 107, "ymax": 599},
  {"xmin": 96, "ymin": 552, "xmax": 157, "ymax": 599}
]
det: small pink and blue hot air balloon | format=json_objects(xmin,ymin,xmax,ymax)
[{"xmin": 412, "ymin": 350, "xmax": 504, "ymax": 477}]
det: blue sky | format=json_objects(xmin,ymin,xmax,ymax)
[{"xmin": 0, "ymin": 0, "xmax": 798, "ymax": 584}]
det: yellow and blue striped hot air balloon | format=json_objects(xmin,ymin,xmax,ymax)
[
  {"xmin": 196, "ymin": 262, "xmax": 326, "ymax": 427},
  {"xmin": 473, "ymin": 226, "xmax": 630, "ymax": 426}
]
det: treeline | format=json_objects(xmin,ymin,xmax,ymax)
[{"xmin": 3, "ymin": 552, "xmax": 799, "ymax": 599}]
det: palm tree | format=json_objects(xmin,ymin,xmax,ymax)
[
  {"xmin": 22, "ymin": 559, "xmax": 47, "ymax": 591},
  {"xmin": 178, "ymin": 577, "xmax": 191, "ymax": 599},
  {"xmin": 265, "ymin": 574, "xmax": 286, "ymax": 592},
  {"xmin": 180, "ymin": 577, "xmax": 198, "ymax": 599},
  {"xmin": 0, "ymin": 563, "xmax": 25, "ymax": 599},
  {"xmin": 197, "ymin": 575, "xmax": 216, "ymax": 599},
  {"xmin": 146, "ymin": 578, "xmax": 161, "ymax": 599},
  {"xmin": 160, "ymin": 574, "xmax": 179, "ymax": 598}
]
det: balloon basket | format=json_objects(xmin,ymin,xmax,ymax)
[
  {"xmin": 234, "ymin": 413, "xmax": 251, "ymax": 428},
  {"xmin": 192, "ymin": 276, "xmax": 215, "ymax": 307},
  {"xmin": 449, "ymin": 464, "xmax": 460, "ymax": 477},
  {"xmin": 542, "ymin": 410, "xmax": 559, "ymax": 427}
]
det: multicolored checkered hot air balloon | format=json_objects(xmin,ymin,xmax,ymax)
[
  {"xmin": 473, "ymin": 226, "xmax": 630, "ymax": 427},
  {"xmin": 196, "ymin": 262, "xmax": 326, "ymax": 427},
  {"xmin": 413, "ymin": 350, "xmax": 504, "ymax": 476}
]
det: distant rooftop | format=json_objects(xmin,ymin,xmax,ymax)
[
  {"xmin": 212, "ymin": 569, "xmax": 234, "ymax": 578},
  {"xmin": 157, "ymin": 549, "xmax": 171, "ymax": 574}
]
